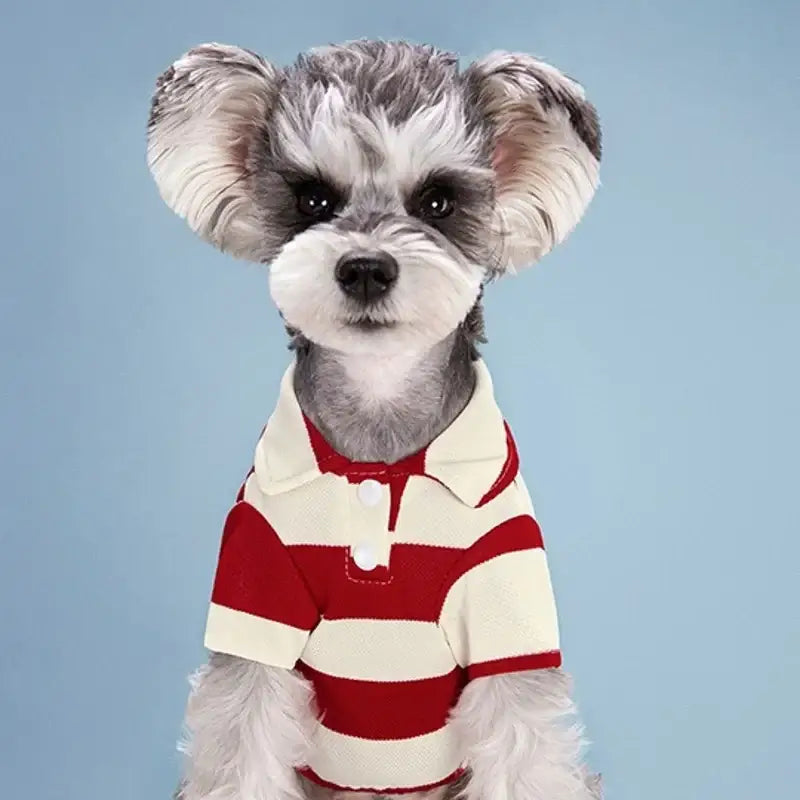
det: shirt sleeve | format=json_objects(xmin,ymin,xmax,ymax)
[
  {"xmin": 204, "ymin": 500, "xmax": 319, "ymax": 669},
  {"xmin": 438, "ymin": 513, "xmax": 561, "ymax": 680}
]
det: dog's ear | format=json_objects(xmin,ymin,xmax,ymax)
[
  {"xmin": 147, "ymin": 44, "xmax": 280, "ymax": 260},
  {"xmin": 464, "ymin": 52, "xmax": 601, "ymax": 273}
]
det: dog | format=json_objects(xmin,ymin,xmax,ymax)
[{"xmin": 147, "ymin": 38, "xmax": 603, "ymax": 800}]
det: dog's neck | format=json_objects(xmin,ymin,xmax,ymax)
[{"xmin": 292, "ymin": 307, "xmax": 485, "ymax": 464}]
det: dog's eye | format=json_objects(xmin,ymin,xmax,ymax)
[
  {"xmin": 295, "ymin": 181, "xmax": 338, "ymax": 220},
  {"xmin": 416, "ymin": 185, "xmax": 455, "ymax": 220}
]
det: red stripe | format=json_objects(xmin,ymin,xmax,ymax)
[
  {"xmin": 298, "ymin": 766, "xmax": 466, "ymax": 795},
  {"xmin": 388, "ymin": 472, "xmax": 411, "ymax": 532},
  {"xmin": 217, "ymin": 512, "xmax": 544, "ymax": 626},
  {"xmin": 443, "ymin": 514, "xmax": 545, "ymax": 591},
  {"xmin": 297, "ymin": 661, "xmax": 466, "ymax": 740},
  {"xmin": 304, "ymin": 415, "xmax": 427, "ymax": 482},
  {"xmin": 301, "ymin": 415, "xmax": 420, "ymax": 533},
  {"xmin": 287, "ymin": 515, "xmax": 543, "ymax": 622},
  {"xmin": 477, "ymin": 422, "xmax": 519, "ymax": 507},
  {"xmin": 288, "ymin": 543, "xmax": 464, "ymax": 621},
  {"xmin": 301, "ymin": 412, "xmax": 519, "ymax": 516},
  {"xmin": 211, "ymin": 502, "xmax": 319, "ymax": 631},
  {"xmin": 466, "ymin": 651, "xmax": 562, "ymax": 680}
]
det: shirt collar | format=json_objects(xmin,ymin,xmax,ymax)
[{"xmin": 253, "ymin": 358, "xmax": 513, "ymax": 507}]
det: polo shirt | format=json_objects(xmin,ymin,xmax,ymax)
[{"xmin": 204, "ymin": 359, "xmax": 562, "ymax": 794}]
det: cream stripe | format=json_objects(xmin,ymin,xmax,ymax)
[
  {"xmin": 439, "ymin": 548, "xmax": 560, "ymax": 667},
  {"xmin": 514, "ymin": 472, "xmax": 537, "ymax": 517},
  {"xmin": 204, "ymin": 602, "xmax": 309, "ymax": 669},
  {"xmin": 393, "ymin": 476, "xmax": 528, "ymax": 549},
  {"xmin": 425, "ymin": 360, "xmax": 503, "ymax": 465},
  {"xmin": 253, "ymin": 361, "xmax": 321, "ymax": 495},
  {"xmin": 302, "ymin": 619, "xmax": 456, "ymax": 681},
  {"xmin": 245, "ymin": 468, "xmax": 534, "ymax": 551},
  {"xmin": 243, "ymin": 472, "xmax": 355, "ymax": 547},
  {"xmin": 424, "ymin": 360, "xmax": 508, "ymax": 507},
  {"xmin": 309, "ymin": 723, "xmax": 462, "ymax": 791}
]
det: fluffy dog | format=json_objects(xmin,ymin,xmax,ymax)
[{"xmin": 147, "ymin": 38, "xmax": 602, "ymax": 800}]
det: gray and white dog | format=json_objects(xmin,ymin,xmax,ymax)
[{"xmin": 147, "ymin": 38, "xmax": 602, "ymax": 800}]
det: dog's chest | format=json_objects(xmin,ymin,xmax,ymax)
[{"xmin": 245, "ymin": 470, "xmax": 524, "ymax": 621}]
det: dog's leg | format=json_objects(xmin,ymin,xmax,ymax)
[
  {"xmin": 450, "ymin": 669, "xmax": 601, "ymax": 800},
  {"xmin": 177, "ymin": 652, "xmax": 317, "ymax": 800}
]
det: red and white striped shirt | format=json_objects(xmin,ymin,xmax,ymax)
[{"xmin": 204, "ymin": 359, "xmax": 562, "ymax": 794}]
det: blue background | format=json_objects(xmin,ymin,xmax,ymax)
[{"xmin": 2, "ymin": 1, "xmax": 798, "ymax": 798}]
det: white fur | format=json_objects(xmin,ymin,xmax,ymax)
[
  {"xmin": 179, "ymin": 658, "xmax": 601, "ymax": 800},
  {"xmin": 450, "ymin": 669, "xmax": 602, "ymax": 800},
  {"xmin": 367, "ymin": 99, "xmax": 488, "ymax": 192},
  {"xmin": 151, "ymin": 40, "xmax": 603, "ymax": 800},
  {"xmin": 472, "ymin": 51, "xmax": 601, "ymax": 271},
  {"xmin": 275, "ymin": 87, "xmax": 489, "ymax": 195},
  {"xmin": 177, "ymin": 655, "xmax": 318, "ymax": 800},
  {"xmin": 340, "ymin": 349, "xmax": 427, "ymax": 404},
  {"xmin": 147, "ymin": 45, "xmax": 277, "ymax": 260},
  {"xmin": 493, "ymin": 111, "xmax": 599, "ymax": 271},
  {"xmin": 269, "ymin": 219, "xmax": 483, "ymax": 356},
  {"xmin": 275, "ymin": 86, "xmax": 369, "ymax": 187},
  {"xmin": 269, "ymin": 88, "xmax": 489, "ymax": 359}
]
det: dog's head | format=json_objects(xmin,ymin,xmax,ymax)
[{"xmin": 147, "ymin": 40, "xmax": 601, "ymax": 355}]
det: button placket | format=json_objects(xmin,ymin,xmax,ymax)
[{"xmin": 348, "ymin": 478, "xmax": 391, "ymax": 575}]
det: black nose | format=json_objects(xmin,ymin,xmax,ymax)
[{"xmin": 334, "ymin": 253, "xmax": 399, "ymax": 303}]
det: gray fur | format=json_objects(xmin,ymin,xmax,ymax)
[
  {"xmin": 462, "ymin": 56, "xmax": 601, "ymax": 161},
  {"xmin": 148, "ymin": 37, "xmax": 603, "ymax": 800},
  {"xmin": 176, "ymin": 654, "xmax": 318, "ymax": 800},
  {"xmin": 449, "ymin": 670, "xmax": 603, "ymax": 800},
  {"xmin": 278, "ymin": 41, "xmax": 470, "ymax": 140},
  {"xmin": 293, "ymin": 326, "xmax": 477, "ymax": 463},
  {"xmin": 147, "ymin": 39, "xmax": 600, "ymax": 269}
]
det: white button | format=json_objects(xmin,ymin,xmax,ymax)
[
  {"xmin": 352, "ymin": 543, "xmax": 378, "ymax": 571},
  {"xmin": 357, "ymin": 479, "xmax": 383, "ymax": 507}
]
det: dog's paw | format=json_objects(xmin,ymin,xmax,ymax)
[{"xmin": 585, "ymin": 772, "xmax": 603, "ymax": 800}]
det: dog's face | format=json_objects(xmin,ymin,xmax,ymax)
[{"xmin": 148, "ymin": 41, "xmax": 601, "ymax": 355}]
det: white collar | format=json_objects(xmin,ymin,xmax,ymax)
[{"xmin": 253, "ymin": 358, "xmax": 511, "ymax": 508}]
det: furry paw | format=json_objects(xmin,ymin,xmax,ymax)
[{"xmin": 585, "ymin": 772, "xmax": 603, "ymax": 800}]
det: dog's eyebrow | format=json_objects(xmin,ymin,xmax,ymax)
[
  {"xmin": 407, "ymin": 166, "xmax": 494, "ymax": 201},
  {"xmin": 273, "ymin": 162, "xmax": 351, "ymax": 198}
]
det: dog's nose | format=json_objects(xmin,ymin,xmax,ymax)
[{"xmin": 334, "ymin": 253, "xmax": 398, "ymax": 303}]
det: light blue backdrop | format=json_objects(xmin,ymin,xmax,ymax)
[{"xmin": 1, "ymin": 1, "xmax": 798, "ymax": 799}]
